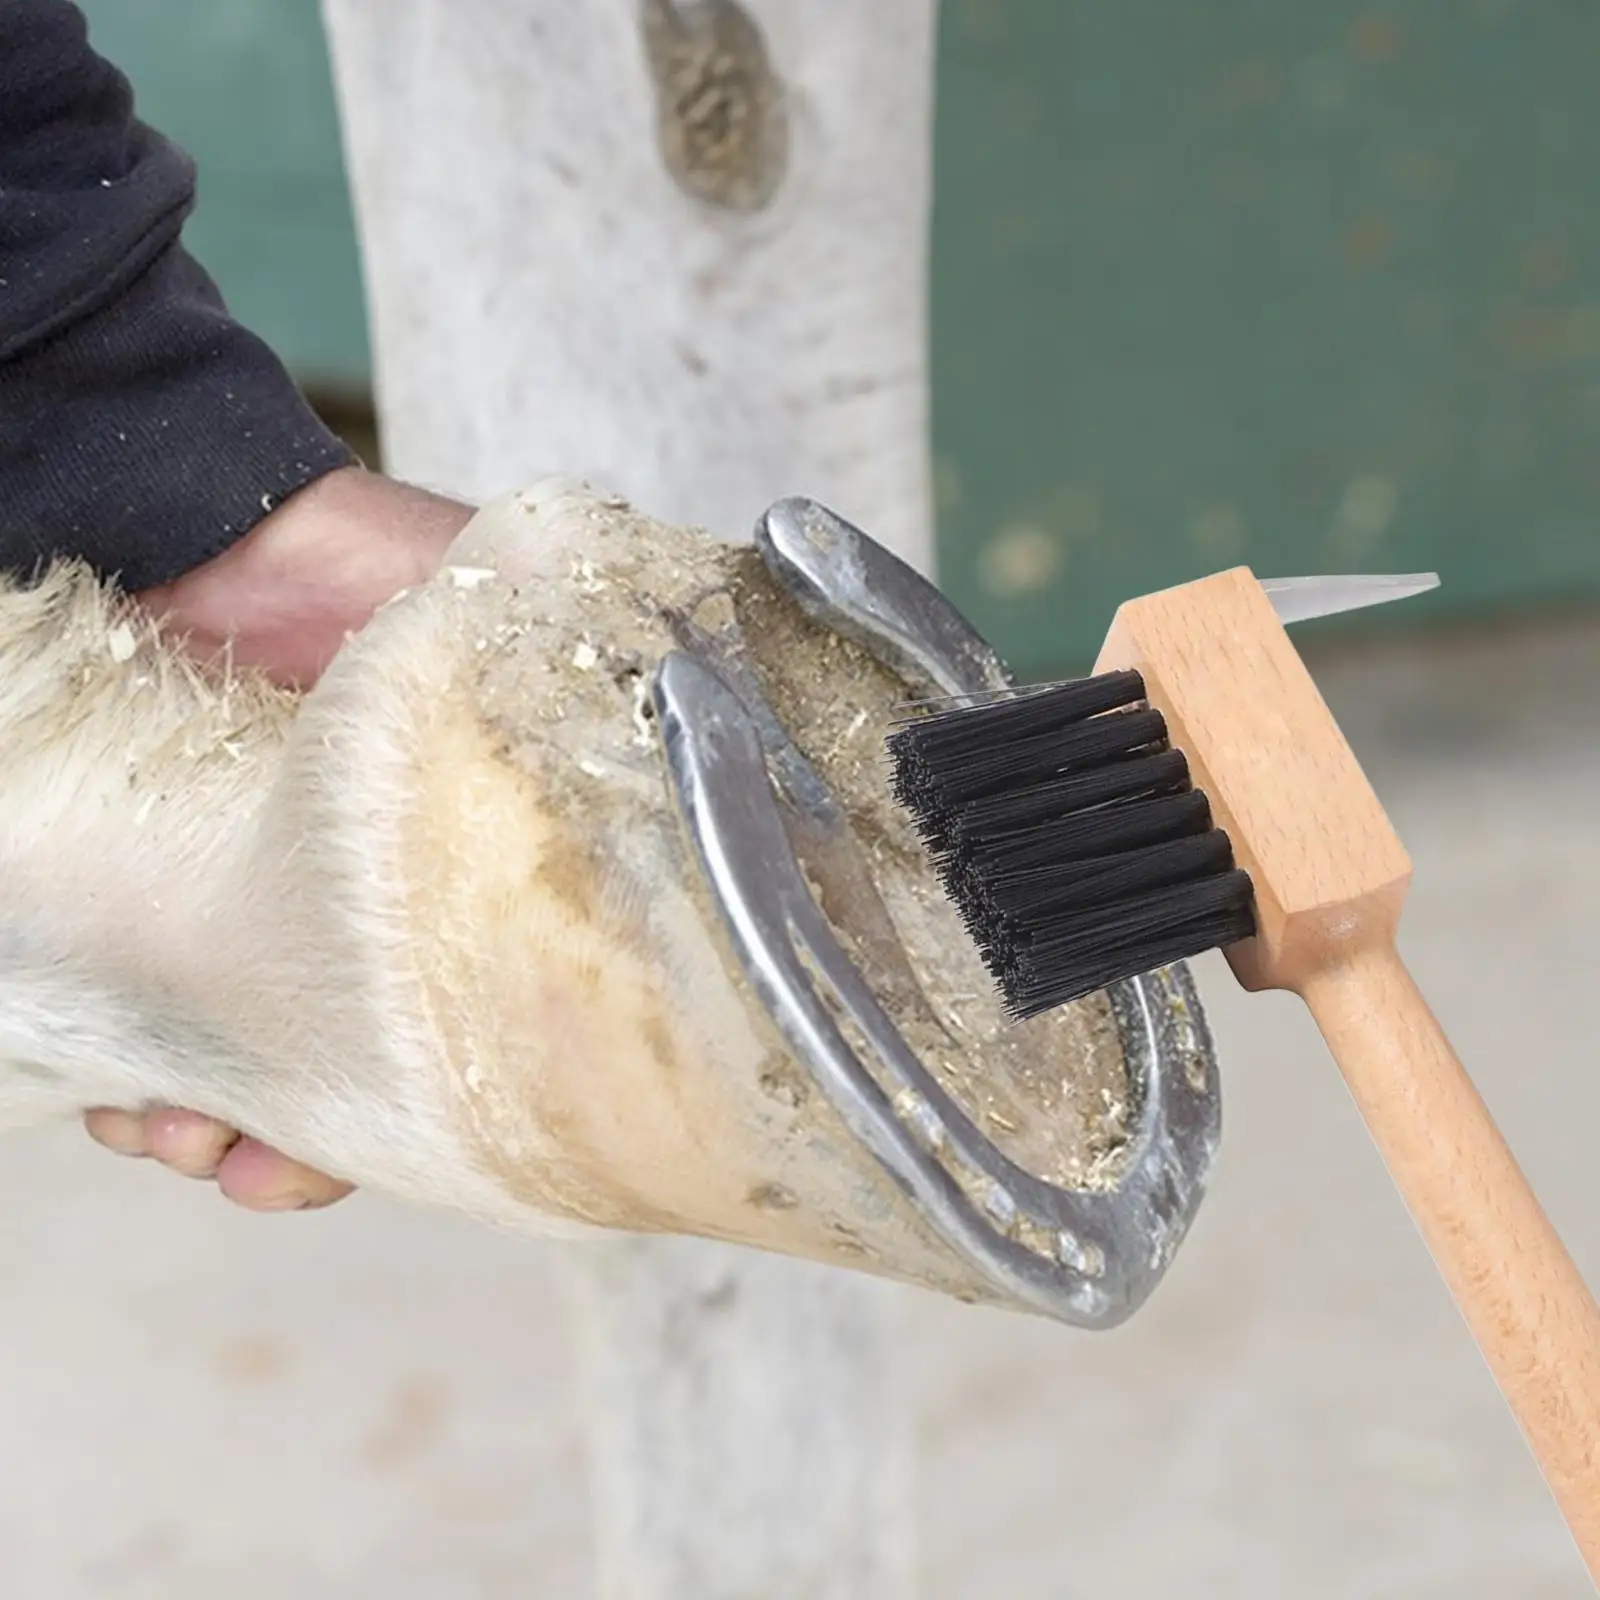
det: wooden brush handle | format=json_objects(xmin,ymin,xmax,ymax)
[{"xmin": 1301, "ymin": 945, "xmax": 1600, "ymax": 1578}]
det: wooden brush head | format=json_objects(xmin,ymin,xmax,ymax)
[{"xmin": 1092, "ymin": 567, "xmax": 1412, "ymax": 993}]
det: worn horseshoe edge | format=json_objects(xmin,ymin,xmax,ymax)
[{"xmin": 647, "ymin": 499, "xmax": 1223, "ymax": 1328}]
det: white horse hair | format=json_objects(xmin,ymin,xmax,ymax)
[{"xmin": 0, "ymin": 481, "xmax": 1025, "ymax": 1301}]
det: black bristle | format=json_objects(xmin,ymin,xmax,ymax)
[{"xmin": 885, "ymin": 670, "xmax": 1257, "ymax": 1021}]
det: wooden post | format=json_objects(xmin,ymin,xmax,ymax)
[{"xmin": 320, "ymin": 2, "xmax": 936, "ymax": 1592}]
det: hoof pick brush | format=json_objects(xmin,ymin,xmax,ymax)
[{"xmin": 887, "ymin": 564, "xmax": 1600, "ymax": 1582}]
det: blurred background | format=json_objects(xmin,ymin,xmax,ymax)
[
  {"xmin": 71, "ymin": 0, "xmax": 1600, "ymax": 674},
  {"xmin": 2, "ymin": 1, "xmax": 1596, "ymax": 1595}
]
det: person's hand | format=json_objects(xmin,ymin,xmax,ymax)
[{"xmin": 83, "ymin": 467, "xmax": 475, "ymax": 1210}]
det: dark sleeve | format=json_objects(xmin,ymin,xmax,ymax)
[{"xmin": 0, "ymin": 0, "xmax": 358, "ymax": 591}]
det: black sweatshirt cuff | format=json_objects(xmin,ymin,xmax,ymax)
[
  {"xmin": 0, "ymin": 245, "xmax": 359, "ymax": 591},
  {"xmin": 0, "ymin": 0, "xmax": 359, "ymax": 591}
]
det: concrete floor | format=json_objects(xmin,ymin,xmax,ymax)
[{"xmin": 1, "ymin": 609, "xmax": 1596, "ymax": 1598}]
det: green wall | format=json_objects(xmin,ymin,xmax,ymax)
[{"xmin": 84, "ymin": 0, "xmax": 1600, "ymax": 672}]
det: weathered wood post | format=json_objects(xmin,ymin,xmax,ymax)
[{"xmin": 321, "ymin": 2, "xmax": 937, "ymax": 1592}]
